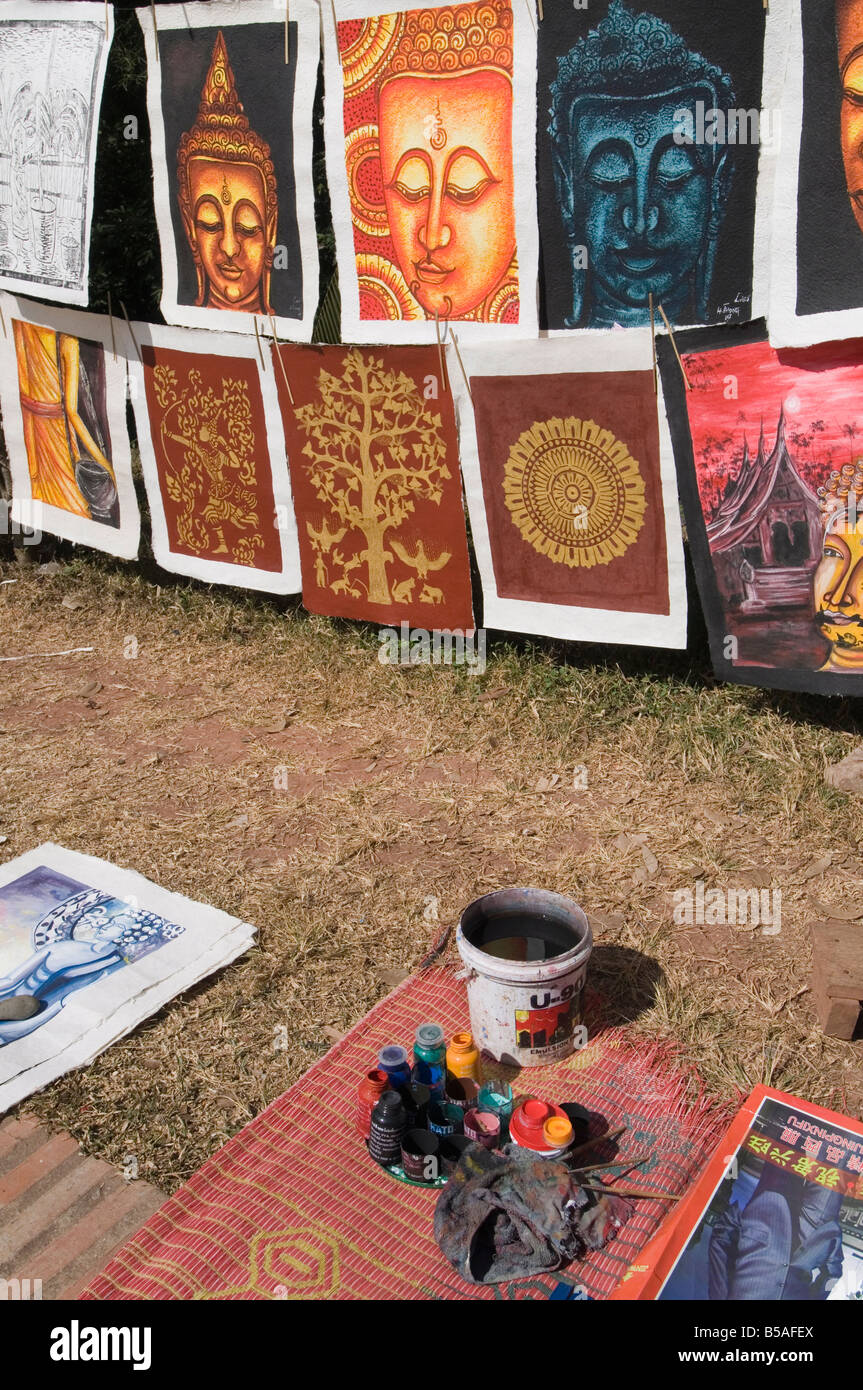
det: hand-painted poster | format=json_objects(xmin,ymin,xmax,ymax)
[
  {"xmin": 0, "ymin": 2, "xmax": 112, "ymax": 306},
  {"xmin": 536, "ymin": 0, "xmax": 780, "ymax": 333},
  {"xmin": 322, "ymin": 0, "xmax": 538, "ymax": 343},
  {"xmin": 772, "ymin": 0, "xmax": 863, "ymax": 346},
  {"xmin": 0, "ymin": 842, "xmax": 255, "ymax": 1113},
  {"xmin": 272, "ymin": 343, "xmax": 474, "ymax": 628},
  {"xmin": 659, "ymin": 318, "xmax": 863, "ymax": 694},
  {"xmin": 137, "ymin": 1, "xmax": 319, "ymax": 341},
  {"xmin": 0, "ymin": 293, "xmax": 139, "ymax": 559},
  {"xmin": 451, "ymin": 331, "xmax": 686, "ymax": 646},
  {"xmin": 128, "ymin": 321, "xmax": 301, "ymax": 594}
]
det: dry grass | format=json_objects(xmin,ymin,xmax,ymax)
[{"xmin": 1, "ymin": 546, "xmax": 862, "ymax": 1192}]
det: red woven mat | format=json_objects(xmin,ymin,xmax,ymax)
[{"xmin": 81, "ymin": 968, "xmax": 731, "ymax": 1301}]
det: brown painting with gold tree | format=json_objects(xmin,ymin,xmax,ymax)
[{"xmin": 273, "ymin": 345, "xmax": 474, "ymax": 628}]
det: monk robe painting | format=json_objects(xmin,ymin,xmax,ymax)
[
  {"xmin": 138, "ymin": 1, "xmax": 320, "ymax": 341},
  {"xmin": 0, "ymin": 293, "xmax": 139, "ymax": 559},
  {"xmin": 658, "ymin": 316, "xmax": 863, "ymax": 695},
  {"xmin": 272, "ymin": 343, "xmax": 474, "ymax": 628},
  {"xmin": 772, "ymin": 0, "xmax": 863, "ymax": 345},
  {"xmin": 538, "ymin": 0, "xmax": 768, "ymax": 332},
  {"xmin": 128, "ymin": 321, "xmax": 300, "ymax": 596},
  {"xmin": 324, "ymin": 0, "xmax": 538, "ymax": 343},
  {"xmin": 451, "ymin": 332, "xmax": 686, "ymax": 647}
]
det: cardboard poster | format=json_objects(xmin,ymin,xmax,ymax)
[
  {"xmin": 536, "ymin": 0, "xmax": 781, "ymax": 334},
  {"xmin": 0, "ymin": 843, "xmax": 255, "ymax": 1114},
  {"xmin": 0, "ymin": 292, "xmax": 139, "ymax": 559},
  {"xmin": 137, "ymin": 1, "xmax": 319, "ymax": 341},
  {"xmin": 322, "ymin": 0, "xmax": 538, "ymax": 344},
  {"xmin": 272, "ymin": 342, "xmax": 474, "ymax": 629},
  {"xmin": 659, "ymin": 318, "xmax": 863, "ymax": 694},
  {"xmin": 0, "ymin": 2, "xmax": 112, "ymax": 307},
  {"xmin": 772, "ymin": 0, "xmax": 863, "ymax": 346},
  {"xmin": 451, "ymin": 331, "xmax": 686, "ymax": 646},
  {"xmin": 128, "ymin": 321, "xmax": 301, "ymax": 594}
]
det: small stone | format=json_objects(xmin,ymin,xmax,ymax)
[
  {"xmin": 825, "ymin": 746, "xmax": 863, "ymax": 796},
  {"xmin": 0, "ymin": 994, "xmax": 41, "ymax": 1022}
]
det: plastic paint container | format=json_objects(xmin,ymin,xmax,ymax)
[
  {"xmin": 356, "ymin": 1068, "xmax": 390, "ymax": 1140},
  {"xmin": 401, "ymin": 1128, "xmax": 441, "ymax": 1182},
  {"xmin": 508, "ymin": 1098, "xmax": 571, "ymax": 1155},
  {"xmin": 427, "ymin": 1101, "xmax": 457, "ymax": 1138},
  {"xmin": 440, "ymin": 1134, "xmax": 473, "ymax": 1175},
  {"xmin": 463, "ymin": 1108, "xmax": 501, "ymax": 1149},
  {"xmin": 477, "ymin": 1079, "xmax": 514, "ymax": 1129},
  {"xmin": 541, "ymin": 1115, "xmax": 575, "ymax": 1159},
  {"xmin": 368, "ymin": 1090, "xmax": 408, "ymax": 1166},
  {"xmin": 446, "ymin": 1031, "xmax": 480, "ymax": 1081},
  {"xmin": 456, "ymin": 887, "xmax": 593, "ymax": 1067},
  {"xmin": 445, "ymin": 1076, "xmax": 480, "ymax": 1112},
  {"xmin": 377, "ymin": 1044, "xmax": 411, "ymax": 1089},
  {"xmin": 399, "ymin": 1080, "xmax": 431, "ymax": 1131},
  {"xmin": 413, "ymin": 1023, "xmax": 446, "ymax": 1097}
]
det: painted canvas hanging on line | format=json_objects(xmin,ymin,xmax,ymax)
[
  {"xmin": 451, "ymin": 331, "xmax": 686, "ymax": 646},
  {"xmin": 272, "ymin": 342, "xmax": 474, "ymax": 629},
  {"xmin": 0, "ymin": 292, "xmax": 140, "ymax": 559},
  {"xmin": 322, "ymin": 0, "xmax": 538, "ymax": 344},
  {"xmin": 771, "ymin": 0, "xmax": 863, "ymax": 346},
  {"xmin": 0, "ymin": 842, "xmax": 255, "ymax": 1114},
  {"xmin": 0, "ymin": 2, "xmax": 112, "ymax": 306},
  {"xmin": 137, "ymin": 0, "xmax": 320, "ymax": 341},
  {"xmin": 128, "ymin": 320, "xmax": 301, "ymax": 595},
  {"xmin": 536, "ymin": 0, "xmax": 783, "ymax": 333},
  {"xmin": 659, "ymin": 318, "xmax": 863, "ymax": 694}
]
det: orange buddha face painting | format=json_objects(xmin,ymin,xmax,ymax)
[{"xmin": 335, "ymin": 1, "xmax": 523, "ymax": 326}]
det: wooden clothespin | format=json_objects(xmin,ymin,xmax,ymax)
[
  {"xmin": 119, "ymin": 300, "xmax": 141, "ymax": 363},
  {"xmin": 657, "ymin": 302, "xmax": 691, "ymax": 391},
  {"xmin": 449, "ymin": 327, "xmax": 472, "ymax": 403},
  {"xmin": 106, "ymin": 290, "xmax": 117, "ymax": 362},
  {"xmin": 151, "ymin": 1, "xmax": 160, "ymax": 63},
  {"xmin": 269, "ymin": 314, "xmax": 295, "ymax": 406},
  {"xmin": 434, "ymin": 309, "xmax": 449, "ymax": 393},
  {"xmin": 648, "ymin": 291, "xmax": 657, "ymax": 395},
  {"xmin": 537, "ymin": 0, "xmax": 544, "ymax": 20},
  {"xmin": 285, "ymin": 0, "xmax": 290, "ymax": 65},
  {"xmin": 253, "ymin": 317, "xmax": 267, "ymax": 373}
]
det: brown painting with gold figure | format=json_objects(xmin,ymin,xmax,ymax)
[
  {"xmin": 326, "ymin": 0, "xmax": 538, "ymax": 341},
  {"xmin": 139, "ymin": 1, "xmax": 320, "ymax": 340},
  {"xmin": 272, "ymin": 343, "xmax": 474, "ymax": 628}
]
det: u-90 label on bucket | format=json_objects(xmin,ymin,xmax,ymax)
[{"xmin": 514, "ymin": 988, "xmax": 586, "ymax": 1056}]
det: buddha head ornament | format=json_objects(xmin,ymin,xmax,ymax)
[
  {"xmin": 548, "ymin": 1, "xmax": 735, "ymax": 328},
  {"xmin": 815, "ymin": 464, "xmax": 863, "ymax": 672},
  {"xmin": 340, "ymin": 2, "xmax": 518, "ymax": 322},
  {"xmin": 177, "ymin": 31, "xmax": 278, "ymax": 314}
]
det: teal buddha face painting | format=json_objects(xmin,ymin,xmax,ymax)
[{"xmin": 548, "ymin": 1, "xmax": 736, "ymax": 328}]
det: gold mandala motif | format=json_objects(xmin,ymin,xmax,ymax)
[
  {"xmin": 356, "ymin": 252, "xmax": 424, "ymax": 320},
  {"xmin": 345, "ymin": 124, "xmax": 389, "ymax": 237},
  {"xmin": 341, "ymin": 14, "xmax": 406, "ymax": 97},
  {"xmin": 503, "ymin": 416, "xmax": 646, "ymax": 568}
]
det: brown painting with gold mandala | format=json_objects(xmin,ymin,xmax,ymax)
[
  {"xmin": 452, "ymin": 333, "xmax": 687, "ymax": 647},
  {"xmin": 323, "ymin": 0, "xmax": 538, "ymax": 343}
]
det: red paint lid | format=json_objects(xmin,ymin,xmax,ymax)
[{"xmin": 509, "ymin": 1098, "xmax": 570, "ymax": 1151}]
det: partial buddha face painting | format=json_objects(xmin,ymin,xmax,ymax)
[
  {"xmin": 337, "ymin": 2, "xmax": 520, "ymax": 324},
  {"xmin": 837, "ymin": 0, "xmax": 863, "ymax": 237}
]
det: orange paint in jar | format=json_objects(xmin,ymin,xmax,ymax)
[
  {"xmin": 356, "ymin": 1068, "xmax": 389, "ymax": 1139},
  {"xmin": 446, "ymin": 1031, "xmax": 480, "ymax": 1082}
]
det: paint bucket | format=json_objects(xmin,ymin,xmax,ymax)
[
  {"xmin": 456, "ymin": 887, "xmax": 592, "ymax": 1067},
  {"xmin": 401, "ymin": 1128, "xmax": 440, "ymax": 1182}
]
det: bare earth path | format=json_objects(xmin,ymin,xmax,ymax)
[{"xmin": 1, "ymin": 554, "xmax": 861, "ymax": 1192}]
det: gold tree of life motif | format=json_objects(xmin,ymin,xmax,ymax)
[
  {"xmin": 152, "ymin": 364, "xmax": 263, "ymax": 566},
  {"xmin": 292, "ymin": 349, "xmax": 452, "ymax": 605},
  {"xmin": 503, "ymin": 416, "xmax": 647, "ymax": 568}
]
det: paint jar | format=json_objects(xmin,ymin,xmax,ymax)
[
  {"xmin": 356, "ymin": 1067, "xmax": 390, "ymax": 1140},
  {"xmin": 412, "ymin": 1022, "xmax": 447, "ymax": 1097},
  {"xmin": 446, "ymin": 1031, "xmax": 481, "ymax": 1082},
  {"xmin": 368, "ymin": 1090, "xmax": 408, "ymax": 1166},
  {"xmin": 399, "ymin": 1080, "xmax": 430, "ymax": 1131},
  {"xmin": 377, "ymin": 1044, "xmax": 411, "ymax": 1090},
  {"xmin": 463, "ymin": 1109, "xmax": 501, "ymax": 1149},
  {"xmin": 401, "ymin": 1128, "xmax": 441, "ymax": 1183},
  {"xmin": 456, "ymin": 887, "xmax": 593, "ymax": 1067},
  {"xmin": 477, "ymin": 1079, "xmax": 514, "ymax": 1132},
  {"xmin": 508, "ymin": 1098, "xmax": 571, "ymax": 1155},
  {"xmin": 445, "ymin": 1076, "xmax": 480, "ymax": 1113},
  {"xmin": 541, "ymin": 1116, "xmax": 575, "ymax": 1160},
  {"xmin": 440, "ymin": 1134, "xmax": 473, "ymax": 1175},
  {"xmin": 427, "ymin": 1101, "xmax": 456, "ymax": 1137}
]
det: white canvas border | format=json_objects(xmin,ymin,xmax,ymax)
[
  {"xmin": 322, "ymin": 0, "xmax": 539, "ymax": 345},
  {"xmin": 137, "ymin": 0, "xmax": 320, "ymax": 342},
  {"xmin": 449, "ymin": 328, "xmax": 687, "ymax": 648},
  {"xmin": 0, "ymin": 291, "xmax": 140, "ymax": 560},
  {"xmin": 127, "ymin": 319, "xmax": 301, "ymax": 593}
]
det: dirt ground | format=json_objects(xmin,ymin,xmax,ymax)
[{"xmin": 2, "ymin": 549, "xmax": 862, "ymax": 1192}]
